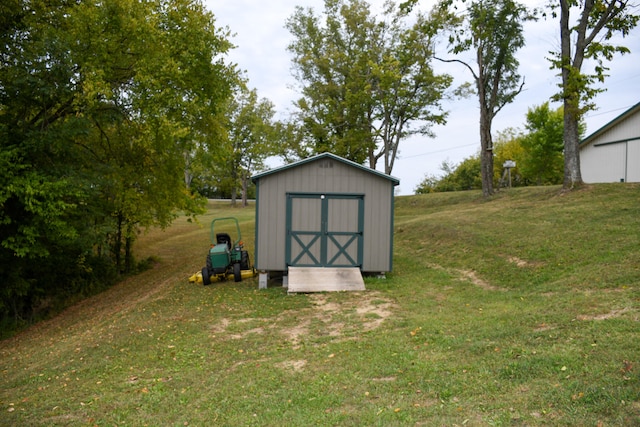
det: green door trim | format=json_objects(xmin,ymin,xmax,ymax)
[
  {"xmin": 289, "ymin": 233, "xmax": 322, "ymax": 266},
  {"xmin": 286, "ymin": 193, "xmax": 364, "ymax": 268},
  {"xmin": 326, "ymin": 233, "xmax": 359, "ymax": 266}
]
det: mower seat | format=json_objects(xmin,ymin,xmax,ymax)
[{"xmin": 216, "ymin": 233, "xmax": 232, "ymax": 250}]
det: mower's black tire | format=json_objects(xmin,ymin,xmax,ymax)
[
  {"xmin": 233, "ymin": 262, "xmax": 242, "ymax": 282},
  {"xmin": 202, "ymin": 267, "xmax": 211, "ymax": 286},
  {"xmin": 240, "ymin": 251, "xmax": 250, "ymax": 270}
]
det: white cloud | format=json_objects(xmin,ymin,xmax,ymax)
[{"xmin": 206, "ymin": 0, "xmax": 640, "ymax": 195}]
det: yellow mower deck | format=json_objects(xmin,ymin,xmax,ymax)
[{"xmin": 188, "ymin": 269, "xmax": 257, "ymax": 285}]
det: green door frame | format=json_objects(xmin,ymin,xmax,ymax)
[{"xmin": 286, "ymin": 193, "xmax": 364, "ymax": 268}]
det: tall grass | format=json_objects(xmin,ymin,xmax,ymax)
[{"xmin": 1, "ymin": 186, "xmax": 638, "ymax": 426}]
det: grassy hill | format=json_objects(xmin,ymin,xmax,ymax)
[{"xmin": 1, "ymin": 185, "xmax": 638, "ymax": 426}]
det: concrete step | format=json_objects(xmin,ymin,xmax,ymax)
[{"xmin": 287, "ymin": 267, "xmax": 365, "ymax": 293}]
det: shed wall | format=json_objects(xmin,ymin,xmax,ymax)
[{"xmin": 255, "ymin": 158, "xmax": 394, "ymax": 272}]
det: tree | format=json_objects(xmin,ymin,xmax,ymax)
[
  {"xmin": 415, "ymin": 156, "xmax": 482, "ymax": 193},
  {"xmin": 519, "ymin": 103, "xmax": 566, "ymax": 185},
  {"xmin": 0, "ymin": 0, "xmax": 235, "ymax": 324},
  {"xmin": 548, "ymin": 0, "xmax": 639, "ymax": 189},
  {"xmin": 286, "ymin": 0, "xmax": 451, "ymax": 174},
  {"xmin": 223, "ymin": 86, "xmax": 277, "ymax": 207},
  {"xmin": 434, "ymin": 0, "xmax": 534, "ymax": 196},
  {"xmin": 493, "ymin": 128, "xmax": 526, "ymax": 187}
]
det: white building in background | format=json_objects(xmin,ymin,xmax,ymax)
[{"xmin": 580, "ymin": 102, "xmax": 640, "ymax": 183}]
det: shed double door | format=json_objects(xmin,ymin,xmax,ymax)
[{"xmin": 286, "ymin": 194, "xmax": 363, "ymax": 268}]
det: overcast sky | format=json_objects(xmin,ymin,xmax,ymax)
[{"xmin": 205, "ymin": 0, "xmax": 640, "ymax": 195}]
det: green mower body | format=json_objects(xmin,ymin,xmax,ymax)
[{"xmin": 201, "ymin": 217, "xmax": 251, "ymax": 285}]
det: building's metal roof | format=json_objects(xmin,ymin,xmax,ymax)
[
  {"xmin": 251, "ymin": 152, "xmax": 400, "ymax": 186},
  {"xmin": 580, "ymin": 101, "xmax": 640, "ymax": 147}
]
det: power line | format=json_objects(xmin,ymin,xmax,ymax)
[
  {"xmin": 401, "ymin": 105, "xmax": 634, "ymax": 161},
  {"xmin": 586, "ymin": 104, "xmax": 637, "ymax": 119},
  {"xmin": 402, "ymin": 142, "xmax": 478, "ymax": 159}
]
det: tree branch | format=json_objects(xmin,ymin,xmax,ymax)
[{"xmin": 434, "ymin": 56, "xmax": 479, "ymax": 81}]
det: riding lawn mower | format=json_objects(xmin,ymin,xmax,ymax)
[{"xmin": 188, "ymin": 217, "xmax": 256, "ymax": 285}]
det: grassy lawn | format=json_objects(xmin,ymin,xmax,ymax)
[{"xmin": 1, "ymin": 186, "xmax": 639, "ymax": 426}]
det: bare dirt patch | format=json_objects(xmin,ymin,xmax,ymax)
[
  {"xmin": 229, "ymin": 327, "xmax": 264, "ymax": 340},
  {"xmin": 507, "ymin": 256, "xmax": 529, "ymax": 267},
  {"xmin": 457, "ymin": 269, "xmax": 501, "ymax": 291},
  {"xmin": 308, "ymin": 292, "xmax": 396, "ymax": 334},
  {"xmin": 576, "ymin": 308, "xmax": 631, "ymax": 321},
  {"xmin": 208, "ymin": 291, "xmax": 396, "ymax": 359},
  {"xmin": 275, "ymin": 359, "xmax": 307, "ymax": 372},
  {"xmin": 281, "ymin": 319, "xmax": 311, "ymax": 349},
  {"xmin": 426, "ymin": 263, "xmax": 504, "ymax": 291},
  {"xmin": 533, "ymin": 322, "xmax": 555, "ymax": 332}
]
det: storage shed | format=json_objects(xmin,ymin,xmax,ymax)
[
  {"xmin": 580, "ymin": 102, "xmax": 640, "ymax": 183},
  {"xmin": 251, "ymin": 153, "xmax": 399, "ymax": 282}
]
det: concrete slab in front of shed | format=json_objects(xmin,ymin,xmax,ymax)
[{"xmin": 287, "ymin": 267, "xmax": 365, "ymax": 293}]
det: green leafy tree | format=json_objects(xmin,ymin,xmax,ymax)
[
  {"xmin": 223, "ymin": 86, "xmax": 277, "ymax": 207},
  {"xmin": 434, "ymin": 0, "xmax": 535, "ymax": 196},
  {"xmin": 493, "ymin": 128, "xmax": 526, "ymax": 187},
  {"xmin": 415, "ymin": 156, "xmax": 482, "ymax": 193},
  {"xmin": 548, "ymin": 0, "xmax": 638, "ymax": 189},
  {"xmin": 518, "ymin": 103, "xmax": 566, "ymax": 185},
  {"xmin": 286, "ymin": 0, "xmax": 373, "ymax": 164},
  {"xmin": 0, "ymin": 0, "xmax": 235, "ymax": 324},
  {"xmin": 286, "ymin": 0, "xmax": 451, "ymax": 174},
  {"xmin": 414, "ymin": 174, "xmax": 441, "ymax": 194}
]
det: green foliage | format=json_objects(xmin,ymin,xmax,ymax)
[
  {"xmin": 547, "ymin": 0, "xmax": 639, "ymax": 188},
  {"xmin": 415, "ymin": 157, "xmax": 482, "ymax": 193},
  {"xmin": 434, "ymin": 0, "xmax": 535, "ymax": 196},
  {"xmin": 518, "ymin": 103, "xmax": 565, "ymax": 185},
  {"xmin": 416, "ymin": 103, "xmax": 575, "ymax": 193},
  {"xmin": 493, "ymin": 127, "xmax": 526, "ymax": 186},
  {"xmin": 191, "ymin": 85, "xmax": 276, "ymax": 205},
  {"xmin": 0, "ymin": 0, "xmax": 236, "ymax": 327},
  {"xmin": 286, "ymin": 0, "xmax": 451, "ymax": 174},
  {"xmin": 224, "ymin": 86, "xmax": 277, "ymax": 206},
  {"xmin": 548, "ymin": 0, "xmax": 639, "ymax": 116}
]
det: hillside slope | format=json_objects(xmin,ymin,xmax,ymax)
[{"xmin": 1, "ymin": 186, "xmax": 638, "ymax": 426}]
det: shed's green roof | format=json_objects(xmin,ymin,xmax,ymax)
[{"xmin": 251, "ymin": 152, "xmax": 400, "ymax": 186}]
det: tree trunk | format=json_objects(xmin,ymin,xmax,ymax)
[
  {"xmin": 479, "ymin": 104, "xmax": 494, "ymax": 197},
  {"xmin": 368, "ymin": 149, "xmax": 377, "ymax": 170},
  {"xmin": 183, "ymin": 152, "xmax": 193, "ymax": 189},
  {"xmin": 562, "ymin": 105, "xmax": 583, "ymax": 189},
  {"xmin": 230, "ymin": 165, "xmax": 238, "ymax": 207},
  {"xmin": 125, "ymin": 235, "xmax": 134, "ymax": 274},
  {"xmin": 114, "ymin": 213, "xmax": 123, "ymax": 273},
  {"xmin": 560, "ymin": 0, "xmax": 583, "ymax": 189},
  {"xmin": 241, "ymin": 174, "xmax": 248, "ymax": 208}
]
